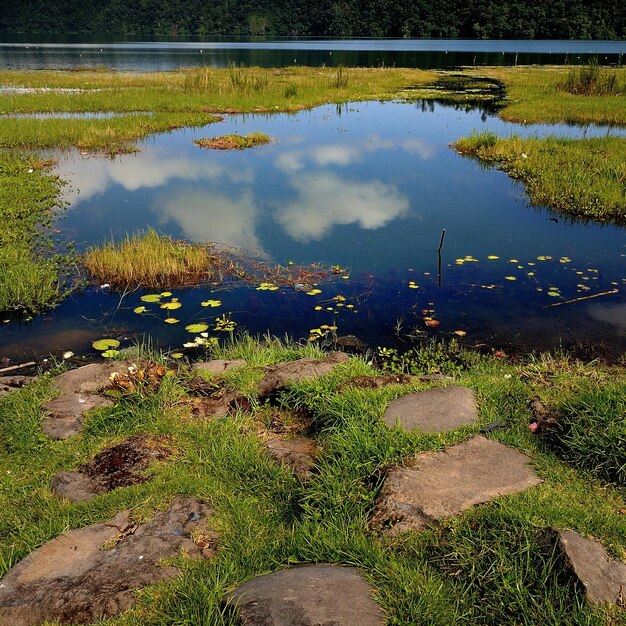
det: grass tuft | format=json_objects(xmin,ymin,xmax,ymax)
[
  {"xmin": 193, "ymin": 132, "xmax": 271, "ymax": 150},
  {"xmin": 83, "ymin": 229, "xmax": 228, "ymax": 289},
  {"xmin": 559, "ymin": 59, "xmax": 624, "ymax": 96}
]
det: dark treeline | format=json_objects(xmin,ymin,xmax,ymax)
[{"xmin": 1, "ymin": 0, "xmax": 625, "ymax": 39}]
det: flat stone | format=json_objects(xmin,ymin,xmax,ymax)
[
  {"xmin": 52, "ymin": 361, "xmax": 133, "ymax": 395},
  {"xmin": 0, "ymin": 496, "xmax": 217, "ymax": 626},
  {"xmin": 0, "ymin": 376, "xmax": 32, "ymax": 398},
  {"xmin": 334, "ymin": 335, "xmax": 368, "ymax": 351},
  {"xmin": 371, "ymin": 436, "xmax": 542, "ymax": 536},
  {"xmin": 265, "ymin": 437, "xmax": 318, "ymax": 478},
  {"xmin": 559, "ymin": 529, "xmax": 626, "ymax": 605},
  {"xmin": 383, "ymin": 385, "xmax": 478, "ymax": 433},
  {"xmin": 258, "ymin": 352, "xmax": 350, "ymax": 397},
  {"xmin": 51, "ymin": 471, "xmax": 103, "ymax": 503},
  {"xmin": 42, "ymin": 393, "xmax": 113, "ymax": 439},
  {"xmin": 192, "ymin": 359, "xmax": 247, "ymax": 374},
  {"xmin": 226, "ymin": 564, "xmax": 385, "ymax": 626},
  {"xmin": 51, "ymin": 434, "xmax": 173, "ymax": 502}
]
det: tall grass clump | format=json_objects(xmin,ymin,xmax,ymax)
[
  {"xmin": 546, "ymin": 383, "xmax": 626, "ymax": 485},
  {"xmin": 558, "ymin": 58, "xmax": 624, "ymax": 96},
  {"xmin": 84, "ymin": 229, "xmax": 226, "ymax": 289},
  {"xmin": 333, "ymin": 65, "xmax": 349, "ymax": 89},
  {"xmin": 227, "ymin": 65, "xmax": 269, "ymax": 95}
]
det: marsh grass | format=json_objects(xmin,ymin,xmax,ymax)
[
  {"xmin": 559, "ymin": 59, "xmax": 624, "ymax": 96},
  {"xmin": 0, "ymin": 339, "xmax": 625, "ymax": 624},
  {"xmin": 193, "ymin": 132, "xmax": 271, "ymax": 150},
  {"xmin": 454, "ymin": 132, "xmax": 626, "ymax": 223},
  {"xmin": 83, "ymin": 229, "xmax": 231, "ymax": 289}
]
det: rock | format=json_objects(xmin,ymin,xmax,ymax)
[
  {"xmin": 51, "ymin": 471, "xmax": 103, "ymax": 503},
  {"xmin": 334, "ymin": 335, "xmax": 368, "ymax": 351},
  {"xmin": 0, "ymin": 496, "xmax": 217, "ymax": 626},
  {"xmin": 0, "ymin": 375, "xmax": 32, "ymax": 398},
  {"xmin": 383, "ymin": 385, "xmax": 478, "ymax": 433},
  {"xmin": 371, "ymin": 436, "xmax": 542, "ymax": 536},
  {"xmin": 265, "ymin": 437, "xmax": 318, "ymax": 478},
  {"xmin": 226, "ymin": 564, "xmax": 385, "ymax": 626},
  {"xmin": 51, "ymin": 434, "xmax": 173, "ymax": 503},
  {"xmin": 258, "ymin": 352, "xmax": 350, "ymax": 397},
  {"xmin": 192, "ymin": 359, "xmax": 247, "ymax": 374},
  {"xmin": 189, "ymin": 391, "xmax": 251, "ymax": 419},
  {"xmin": 42, "ymin": 393, "xmax": 113, "ymax": 439},
  {"xmin": 52, "ymin": 361, "xmax": 132, "ymax": 395},
  {"xmin": 559, "ymin": 529, "xmax": 626, "ymax": 606},
  {"xmin": 339, "ymin": 374, "xmax": 413, "ymax": 391}
]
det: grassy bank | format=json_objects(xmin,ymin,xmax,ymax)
[
  {"xmin": 478, "ymin": 65, "xmax": 626, "ymax": 126},
  {"xmin": 0, "ymin": 153, "xmax": 72, "ymax": 313},
  {"xmin": 0, "ymin": 338, "xmax": 625, "ymax": 624},
  {"xmin": 453, "ymin": 132, "xmax": 626, "ymax": 224}
]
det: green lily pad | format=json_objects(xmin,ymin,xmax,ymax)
[
  {"xmin": 164, "ymin": 317, "xmax": 179, "ymax": 324},
  {"xmin": 161, "ymin": 301, "xmax": 182, "ymax": 310},
  {"xmin": 140, "ymin": 294, "xmax": 162, "ymax": 303},
  {"xmin": 133, "ymin": 306, "xmax": 147, "ymax": 314},
  {"xmin": 92, "ymin": 338, "xmax": 120, "ymax": 351},
  {"xmin": 170, "ymin": 352, "xmax": 184, "ymax": 359},
  {"xmin": 101, "ymin": 349, "xmax": 119, "ymax": 358},
  {"xmin": 185, "ymin": 323, "xmax": 209, "ymax": 333}
]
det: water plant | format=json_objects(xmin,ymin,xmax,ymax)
[{"xmin": 193, "ymin": 132, "xmax": 271, "ymax": 150}]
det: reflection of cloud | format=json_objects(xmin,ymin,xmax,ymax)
[
  {"xmin": 274, "ymin": 172, "xmax": 409, "ymax": 242},
  {"xmin": 57, "ymin": 148, "xmax": 253, "ymax": 204},
  {"xmin": 587, "ymin": 302, "xmax": 626, "ymax": 331},
  {"xmin": 152, "ymin": 186, "xmax": 265, "ymax": 254},
  {"xmin": 273, "ymin": 134, "xmax": 435, "ymax": 172}
]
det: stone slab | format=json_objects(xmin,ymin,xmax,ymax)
[
  {"xmin": 42, "ymin": 393, "xmax": 113, "ymax": 439},
  {"xmin": 51, "ymin": 434, "xmax": 172, "ymax": 502},
  {"xmin": 383, "ymin": 385, "xmax": 478, "ymax": 433},
  {"xmin": 265, "ymin": 437, "xmax": 317, "ymax": 478},
  {"xmin": 258, "ymin": 352, "xmax": 349, "ymax": 396},
  {"xmin": 0, "ymin": 496, "xmax": 216, "ymax": 626},
  {"xmin": 226, "ymin": 564, "xmax": 385, "ymax": 626},
  {"xmin": 371, "ymin": 435, "xmax": 542, "ymax": 536},
  {"xmin": 192, "ymin": 359, "xmax": 247, "ymax": 374},
  {"xmin": 52, "ymin": 361, "xmax": 132, "ymax": 395},
  {"xmin": 559, "ymin": 529, "xmax": 626, "ymax": 605}
]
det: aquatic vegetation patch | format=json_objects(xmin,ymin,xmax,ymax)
[
  {"xmin": 0, "ymin": 154, "xmax": 74, "ymax": 313},
  {"xmin": 454, "ymin": 132, "xmax": 626, "ymax": 224},
  {"xmin": 193, "ymin": 132, "xmax": 271, "ymax": 150},
  {"xmin": 84, "ymin": 229, "xmax": 236, "ymax": 289}
]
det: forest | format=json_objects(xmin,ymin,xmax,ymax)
[{"xmin": 1, "ymin": 0, "xmax": 625, "ymax": 40}]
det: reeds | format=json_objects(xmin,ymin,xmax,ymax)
[
  {"xmin": 84, "ymin": 229, "xmax": 226, "ymax": 289},
  {"xmin": 559, "ymin": 58, "xmax": 624, "ymax": 96}
]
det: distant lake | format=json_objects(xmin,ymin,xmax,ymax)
[{"xmin": 0, "ymin": 36, "xmax": 625, "ymax": 70}]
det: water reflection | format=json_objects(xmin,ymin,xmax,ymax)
[{"xmin": 3, "ymin": 99, "xmax": 626, "ymax": 358}]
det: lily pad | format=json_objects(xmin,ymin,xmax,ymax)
[
  {"xmin": 133, "ymin": 306, "xmax": 147, "ymax": 314},
  {"xmin": 185, "ymin": 323, "xmax": 209, "ymax": 333},
  {"xmin": 201, "ymin": 300, "xmax": 222, "ymax": 308},
  {"xmin": 164, "ymin": 318, "xmax": 179, "ymax": 324},
  {"xmin": 101, "ymin": 349, "xmax": 119, "ymax": 358},
  {"xmin": 161, "ymin": 302, "xmax": 182, "ymax": 310},
  {"xmin": 140, "ymin": 294, "xmax": 162, "ymax": 303},
  {"xmin": 92, "ymin": 339, "xmax": 120, "ymax": 351}
]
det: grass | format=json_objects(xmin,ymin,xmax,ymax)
[
  {"xmin": 0, "ymin": 153, "xmax": 74, "ymax": 314},
  {"xmin": 193, "ymin": 132, "xmax": 271, "ymax": 150},
  {"xmin": 0, "ymin": 338, "xmax": 625, "ymax": 624},
  {"xmin": 453, "ymin": 131, "xmax": 626, "ymax": 224},
  {"xmin": 559, "ymin": 59, "xmax": 625, "ymax": 97},
  {"xmin": 83, "ymin": 229, "xmax": 232, "ymax": 289}
]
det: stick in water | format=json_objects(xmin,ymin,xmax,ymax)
[{"xmin": 543, "ymin": 289, "xmax": 619, "ymax": 309}]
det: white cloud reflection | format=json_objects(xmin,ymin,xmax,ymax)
[
  {"xmin": 274, "ymin": 172, "xmax": 409, "ymax": 242},
  {"xmin": 57, "ymin": 148, "xmax": 253, "ymax": 205},
  {"xmin": 152, "ymin": 186, "xmax": 265, "ymax": 254}
]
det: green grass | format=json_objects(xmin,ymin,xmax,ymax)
[
  {"xmin": 453, "ymin": 132, "xmax": 626, "ymax": 224},
  {"xmin": 83, "ymin": 229, "xmax": 235, "ymax": 290},
  {"xmin": 558, "ymin": 60, "xmax": 625, "ymax": 97},
  {"xmin": 193, "ymin": 132, "xmax": 272, "ymax": 150},
  {"xmin": 1, "ymin": 338, "xmax": 624, "ymax": 624},
  {"xmin": 0, "ymin": 153, "xmax": 72, "ymax": 313}
]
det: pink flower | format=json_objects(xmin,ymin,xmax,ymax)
[{"xmin": 529, "ymin": 422, "xmax": 539, "ymax": 433}]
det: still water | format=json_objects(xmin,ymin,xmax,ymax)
[
  {"xmin": 1, "ymin": 98, "xmax": 625, "ymax": 358},
  {"xmin": 1, "ymin": 37, "xmax": 625, "ymax": 70}
]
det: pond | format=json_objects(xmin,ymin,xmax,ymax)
[
  {"xmin": 1, "ymin": 98, "xmax": 625, "ymax": 359},
  {"xmin": 1, "ymin": 36, "xmax": 625, "ymax": 70}
]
